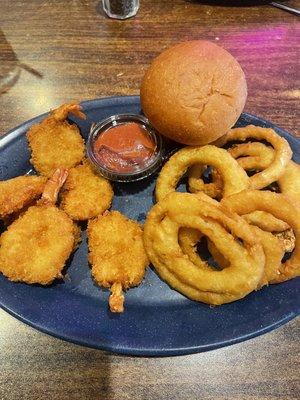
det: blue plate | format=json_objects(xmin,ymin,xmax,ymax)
[{"xmin": 0, "ymin": 96, "xmax": 299, "ymax": 356}]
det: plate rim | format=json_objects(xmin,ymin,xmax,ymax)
[{"xmin": 0, "ymin": 298, "xmax": 297, "ymax": 357}]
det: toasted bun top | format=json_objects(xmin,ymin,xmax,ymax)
[{"xmin": 140, "ymin": 40, "xmax": 247, "ymax": 145}]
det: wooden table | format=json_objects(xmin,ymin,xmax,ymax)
[{"xmin": 0, "ymin": 1, "xmax": 299, "ymax": 399}]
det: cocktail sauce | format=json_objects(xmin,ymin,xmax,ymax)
[
  {"xmin": 87, "ymin": 114, "xmax": 162, "ymax": 182},
  {"xmin": 93, "ymin": 122, "xmax": 156, "ymax": 173}
]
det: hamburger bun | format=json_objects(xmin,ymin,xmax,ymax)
[{"xmin": 140, "ymin": 40, "xmax": 247, "ymax": 146}]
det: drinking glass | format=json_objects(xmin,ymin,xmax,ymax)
[{"xmin": 102, "ymin": 0, "xmax": 139, "ymax": 19}]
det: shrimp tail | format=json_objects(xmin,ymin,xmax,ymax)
[
  {"xmin": 51, "ymin": 103, "xmax": 86, "ymax": 122},
  {"xmin": 109, "ymin": 282, "xmax": 124, "ymax": 313},
  {"xmin": 40, "ymin": 168, "xmax": 68, "ymax": 205}
]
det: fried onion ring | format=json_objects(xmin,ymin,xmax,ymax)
[
  {"xmin": 156, "ymin": 146, "xmax": 249, "ymax": 202},
  {"xmin": 178, "ymin": 228, "xmax": 210, "ymax": 270},
  {"xmin": 214, "ymin": 125, "xmax": 292, "ymax": 189},
  {"xmin": 200, "ymin": 142, "xmax": 298, "ymax": 232},
  {"xmin": 179, "ymin": 193, "xmax": 226, "ymax": 270},
  {"xmin": 178, "ymin": 192, "xmax": 285, "ymax": 282},
  {"xmin": 211, "ymin": 142, "xmax": 299, "ymax": 196},
  {"xmin": 207, "ymin": 239, "xmax": 229, "ymax": 269},
  {"xmin": 188, "ymin": 165, "xmax": 224, "ymax": 199},
  {"xmin": 221, "ymin": 190, "xmax": 300, "ymax": 283},
  {"xmin": 242, "ymin": 211, "xmax": 290, "ymax": 233},
  {"xmin": 206, "ymin": 225, "xmax": 285, "ymax": 287},
  {"xmin": 144, "ymin": 192, "xmax": 264, "ymax": 305},
  {"xmin": 229, "ymin": 142, "xmax": 300, "ymax": 201}
]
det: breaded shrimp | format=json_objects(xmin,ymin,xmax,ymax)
[
  {"xmin": 0, "ymin": 169, "xmax": 79, "ymax": 285},
  {"xmin": 88, "ymin": 211, "xmax": 149, "ymax": 312},
  {"xmin": 0, "ymin": 175, "xmax": 46, "ymax": 219},
  {"xmin": 27, "ymin": 103, "xmax": 86, "ymax": 177},
  {"xmin": 60, "ymin": 160, "xmax": 113, "ymax": 221}
]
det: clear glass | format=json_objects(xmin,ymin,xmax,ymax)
[
  {"xmin": 87, "ymin": 114, "xmax": 163, "ymax": 182},
  {"xmin": 102, "ymin": 0, "xmax": 139, "ymax": 19}
]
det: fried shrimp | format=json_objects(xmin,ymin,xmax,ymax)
[
  {"xmin": 27, "ymin": 103, "xmax": 86, "ymax": 177},
  {"xmin": 0, "ymin": 169, "xmax": 79, "ymax": 285},
  {"xmin": 88, "ymin": 211, "xmax": 149, "ymax": 312},
  {"xmin": 0, "ymin": 175, "xmax": 46, "ymax": 219},
  {"xmin": 60, "ymin": 160, "xmax": 113, "ymax": 221}
]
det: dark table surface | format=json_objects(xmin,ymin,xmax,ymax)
[{"xmin": 0, "ymin": 1, "xmax": 299, "ymax": 399}]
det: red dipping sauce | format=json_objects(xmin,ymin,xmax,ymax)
[
  {"xmin": 93, "ymin": 122, "xmax": 156, "ymax": 173},
  {"xmin": 87, "ymin": 114, "xmax": 163, "ymax": 182}
]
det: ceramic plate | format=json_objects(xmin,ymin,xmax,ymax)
[{"xmin": 0, "ymin": 96, "xmax": 299, "ymax": 356}]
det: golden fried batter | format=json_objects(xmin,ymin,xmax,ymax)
[
  {"xmin": 88, "ymin": 211, "xmax": 149, "ymax": 312},
  {"xmin": 0, "ymin": 175, "xmax": 46, "ymax": 219},
  {"xmin": 0, "ymin": 169, "xmax": 79, "ymax": 285},
  {"xmin": 27, "ymin": 103, "xmax": 86, "ymax": 177},
  {"xmin": 274, "ymin": 228, "xmax": 296, "ymax": 253},
  {"xmin": 60, "ymin": 161, "xmax": 113, "ymax": 221}
]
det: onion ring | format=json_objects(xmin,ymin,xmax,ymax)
[
  {"xmin": 242, "ymin": 211, "xmax": 290, "ymax": 232},
  {"xmin": 178, "ymin": 228, "xmax": 210, "ymax": 270},
  {"xmin": 144, "ymin": 192, "xmax": 265, "ymax": 305},
  {"xmin": 188, "ymin": 165, "xmax": 223, "ymax": 199},
  {"xmin": 214, "ymin": 125, "xmax": 292, "ymax": 189},
  {"xmin": 221, "ymin": 190, "xmax": 300, "ymax": 283},
  {"xmin": 189, "ymin": 165, "xmax": 223, "ymax": 199},
  {"xmin": 156, "ymin": 146, "xmax": 249, "ymax": 202},
  {"xmin": 274, "ymin": 229, "xmax": 295, "ymax": 253},
  {"xmin": 223, "ymin": 141, "xmax": 300, "ymax": 199},
  {"xmin": 207, "ymin": 240, "xmax": 229, "ymax": 269},
  {"xmin": 206, "ymin": 226, "xmax": 285, "ymax": 287},
  {"xmin": 229, "ymin": 142, "xmax": 300, "ymax": 201},
  {"xmin": 179, "ymin": 194, "xmax": 226, "ymax": 270},
  {"xmin": 179, "ymin": 214, "xmax": 285, "ymax": 287},
  {"xmin": 228, "ymin": 142, "xmax": 273, "ymax": 170},
  {"xmin": 178, "ymin": 192, "xmax": 286, "ymax": 280},
  {"xmin": 195, "ymin": 141, "xmax": 274, "ymax": 197},
  {"xmin": 202, "ymin": 142, "xmax": 299, "ymax": 232},
  {"xmin": 279, "ymin": 161, "xmax": 300, "ymax": 200}
]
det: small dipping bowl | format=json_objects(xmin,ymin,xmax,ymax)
[{"xmin": 87, "ymin": 114, "xmax": 163, "ymax": 182}]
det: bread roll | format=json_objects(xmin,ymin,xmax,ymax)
[{"xmin": 140, "ymin": 41, "xmax": 247, "ymax": 145}]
